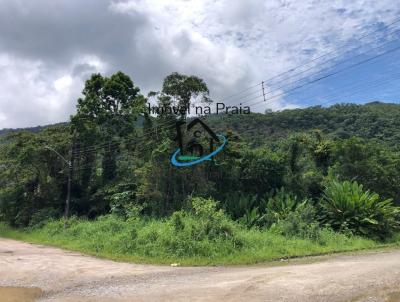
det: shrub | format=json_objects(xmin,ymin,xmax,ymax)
[
  {"xmin": 29, "ymin": 207, "xmax": 60, "ymax": 229},
  {"xmin": 261, "ymin": 188, "xmax": 312, "ymax": 227},
  {"xmin": 266, "ymin": 188, "xmax": 302, "ymax": 217},
  {"xmin": 170, "ymin": 211, "xmax": 185, "ymax": 231},
  {"xmin": 0, "ymin": 205, "xmax": 384, "ymax": 265},
  {"xmin": 188, "ymin": 197, "xmax": 237, "ymax": 240},
  {"xmin": 107, "ymin": 187, "xmax": 142, "ymax": 219},
  {"xmin": 222, "ymin": 193, "xmax": 259, "ymax": 220},
  {"xmin": 320, "ymin": 180, "xmax": 400, "ymax": 239},
  {"xmin": 269, "ymin": 202, "xmax": 321, "ymax": 241},
  {"xmin": 238, "ymin": 207, "xmax": 263, "ymax": 228}
]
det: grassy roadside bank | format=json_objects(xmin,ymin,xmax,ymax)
[{"xmin": 1, "ymin": 215, "xmax": 399, "ymax": 266}]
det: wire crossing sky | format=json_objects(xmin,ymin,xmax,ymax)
[{"xmin": 0, "ymin": 0, "xmax": 400, "ymax": 129}]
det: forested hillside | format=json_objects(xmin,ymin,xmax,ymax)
[
  {"xmin": 0, "ymin": 102, "xmax": 400, "ymax": 149},
  {"xmin": 0, "ymin": 123, "xmax": 67, "ymax": 137},
  {"xmin": 1, "ymin": 72, "xmax": 399, "ymax": 264},
  {"xmin": 207, "ymin": 102, "xmax": 400, "ymax": 149},
  {"xmin": 5, "ymin": 102, "xmax": 399, "ymax": 148}
]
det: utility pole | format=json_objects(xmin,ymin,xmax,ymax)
[
  {"xmin": 65, "ymin": 152, "xmax": 72, "ymax": 227},
  {"xmin": 44, "ymin": 145, "xmax": 73, "ymax": 228},
  {"xmin": 262, "ymin": 81, "xmax": 266, "ymax": 102}
]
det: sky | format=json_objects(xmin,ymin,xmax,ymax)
[{"xmin": 0, "ymin": 0, "xmax": 400, "ymax": 129}]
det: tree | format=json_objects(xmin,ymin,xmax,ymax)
[
  {"xmin": 72, "ymin": 71, "xmax": 145, "ymax": 183},
  {"xmin": 135, "ymin": 72, "xmax": 214, "ymax": 215},
  {"xmin": 332, "ymin": 137, "xmax": 400, "ymax": 204},
  {"xmin": 238, "ymin": 147, "xmax": 286, "ymax": 197},
  {"xmin": 161, "ymin": 72, "xmax": 210, "ymax": 120},
  {"xmin": 0, "ymin": 125, "xmax": 71, "ymax": 226}
]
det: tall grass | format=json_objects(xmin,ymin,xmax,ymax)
[{"xmin": 0, "ymin": 212, "xmax": 392, "ymax": 266}]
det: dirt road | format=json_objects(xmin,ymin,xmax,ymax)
[{"xmin": 0, "ymin": 238, "xmax": 400, "ymax": 302}]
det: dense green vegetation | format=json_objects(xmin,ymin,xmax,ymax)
[
  {"xmin": 1, "ymin": 197, "xmax": 395, "ymax": 265},
  {"xmin": 208, "ymin": 102, "xmax": 400, "ymax": 149},
  {"xmin": 1, "ymin": 71, "xmax": 399, "ymax": 264}
]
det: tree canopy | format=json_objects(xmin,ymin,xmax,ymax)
[{"xmin": 1, "ymin": 72, "xmax": 399, "ymax": 243}]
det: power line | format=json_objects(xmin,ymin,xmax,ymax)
[
  {"xmin": 239, "ymin": 43, "xmax": 400, "ymax": 110},
  {"xmin": 38, "ymin": 18, "xmax": 400, "ymax": 158},
  {"xmin": 10, "ymin": 70, "xmax": 400, "ymax": 175},
  {"xmin": 194, "ymin": 28, "xmax": 400, "ymax": 113},
  {"xmin": 236, "ymin": 34, "xmax": 399, "ymax": 107},
  {"xmin": 237, "ymin": 73, "xmax": 400, "ymax": 138},
  {"xmin": 249, "ymin": 61, "xmax": 400, "ymax": 112},
  {"xmin": 73, "ymin": 38, "xmax": 400, "ymax": 157},
  {"xmin": 189, "ymin": 38, "xmax": 400, "ymax": 119},
  {"xmin": 71, "ymin": 119, "xmax": 177, "ymax": 155},
  {"xmin": 81, "ymin": 67, "xmax": 400, "ymax": 160},
  {"xmin": 69, "ymin": 18, "xmax": 400, "ymax": 155},
  {"xmin": 214, "ymin": 16, "xmax": 400, "ymax": 104}
]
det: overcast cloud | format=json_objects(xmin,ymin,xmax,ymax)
[{"xmin": 0, "ymin": 0, "xmax": 399, "ymax": 128}]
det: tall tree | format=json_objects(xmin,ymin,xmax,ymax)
[
  {"xmin": 161, "ymin": 72, "xmax": 210, "ymax": 120},
  {"xmin": 72, "ymin": 71, "xmax": 145, "ymax": 183}
]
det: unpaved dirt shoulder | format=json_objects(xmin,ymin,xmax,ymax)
[{"xmin": 1, "ymin": 238, "xmax": 400, "ymax": 302}]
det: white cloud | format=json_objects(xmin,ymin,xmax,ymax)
[
  {"xmin": 102, "ymin": 0, "xmax": 400, "ymax": 108},
  {"xmin": 0, "ymin": 0, "xmax": 399, "ymax": 128},
  {"xmin": 54, "ymin": 75, "xmax": 73, "ymax": 91},
  {"xmin": 0, "ymin": 53, "xmax": 105, "ymax": 128}
]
